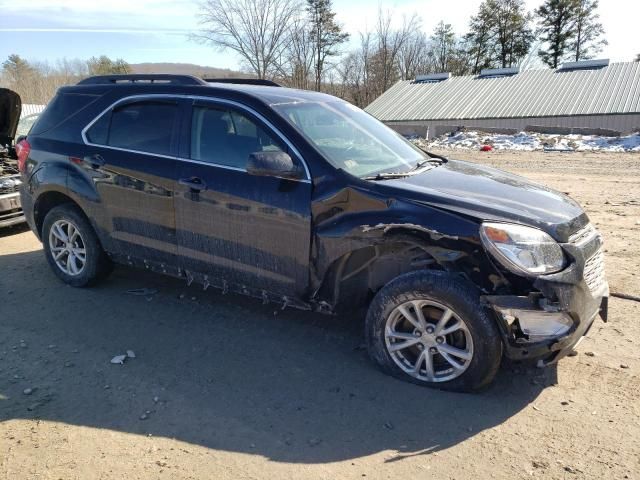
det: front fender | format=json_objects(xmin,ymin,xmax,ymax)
[{"xmin": 311, "ymin": 186, "xmax": 507, "ymax": 301}]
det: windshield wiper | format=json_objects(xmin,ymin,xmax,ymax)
[
  {"xmin": 415, "ymin": 146, "xmax": 449, "ymax": 163},
  {"xmin": 363, "ymin": 154, "xmax": 448, "ymax": 181},
  {"xmin": 363, "ymin": 171, "xmax": 414, "ymax": 181}
]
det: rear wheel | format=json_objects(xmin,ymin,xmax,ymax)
[
  {"xmin": 42, "ymin": 204, "xmax": 112, "ymax": 287},
  {"xmin": 366, "ymin": 271, "xmax": 502, "ymax": 392}
]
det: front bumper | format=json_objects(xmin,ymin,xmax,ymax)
[
  {"xmin": 0, "ymin": 191, "xmax": 25, "ymax": 227},
  {"xmin": 483, "ymin": 228, "xmax": 608, "ymax": 364}
]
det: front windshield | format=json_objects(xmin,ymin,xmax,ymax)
[{"xmin": 271, "ymin": 100, "xmax": 428, "ymax": 178}]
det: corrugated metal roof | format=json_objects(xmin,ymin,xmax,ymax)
[
  {"xmin": 21, "ymin": 104, "xmax": 46, "ymax": 117},
  {"xmin": 365, "ymin": 62, "xmax": 640, "ymax": 121}
]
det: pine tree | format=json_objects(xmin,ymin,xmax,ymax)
[
  {"xmin": 571, "ymin": 0, "xmax": 606, "ymax": 61},
  {"xmin": 491, "ymin": 0, "xmax": 534, "ymax": 68},
  {"xmin": 464, "ymin": 0, "xmax": 533, "ymax": 71},
  {"xmin": 306, "ymin": 0, "xmax": 349, "ymax": 91},
  {"xmin": 536, "ymin": 0, "xmax": 578, "ymax": 68},
  {"xmin": 465, "ymin": 3, "xmax": 496, "ymax": 74},
  {"xmin": 429, "ymin": 21, "xmax": 457, "ymax": 72},
  {"xmin": 87, "ymin": 56, "xmax": 131, "ymax": 75},
  {"xmin": 2, "ymin": 54, "xmax": 35, "ymax": 84}
]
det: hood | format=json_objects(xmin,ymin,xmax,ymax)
[
  {"xmin": 381, "ymin": 159, "xmax": 587, "ymax": 241},
  {"xmin": 0, "ymin": 88, "xmax": 21, "ymax": 146}
]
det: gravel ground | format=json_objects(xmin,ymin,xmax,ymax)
[{"xmin": 1, "ymin": 150, "xmax": 639, "ymax": 480}]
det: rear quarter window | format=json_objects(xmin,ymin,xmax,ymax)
[{"xmin": 30, "ymin": 93, "xmax": 100, "ymax": 135}]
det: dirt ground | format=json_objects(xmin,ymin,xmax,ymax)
[{"xmin": 1, "ymin": 150, "xmax": 638, "ymax": 480}]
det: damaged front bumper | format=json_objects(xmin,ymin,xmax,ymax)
[{"xmin": 482, "ymin": 228, "xmax": 608, "ymax": 365}]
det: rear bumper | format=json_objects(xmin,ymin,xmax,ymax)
[
  {"xmin": 0, "ymin": 192, "xmax": 25, "ymax": 227},
  {"xmin": 483, "ymin": 230, "xmax": 608, "ymax": 364}
]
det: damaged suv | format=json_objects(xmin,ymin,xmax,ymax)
[
  {"xmin": 19, "ymin": 75, "xmax": 608, "ymax": 391},
  {"xmin": 1, "ymin": 88, "xmax": 24, "ymax": 227}
]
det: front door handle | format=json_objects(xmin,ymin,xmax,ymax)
[
  {"xmin": 84, "ymin": 154, "xmax": 105, "ymax": 169},
  {"xmin": 179, "ymin": 176, "xmax": 207, "ymax": 192}
]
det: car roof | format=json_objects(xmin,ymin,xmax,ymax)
[
  {"xmin": 64, "ymin": 75, "xmax": 340, "ymax": 108},
  {"xmin": 203, "ymin": 83, "xmax": 338, "ymax": 106}
]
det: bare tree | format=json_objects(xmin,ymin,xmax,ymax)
[
  {"xmin": 375, "ymin": 10, "xmax": 420, "ymax": 95},
  {"xmin": 396, "ymin": 29, "xmax": 429, "ymax": 80},
  {"xmin": 337, "ymin": 31, "xmax": 374, "ymax": 107},
  {"xmin": 277, "ymin": 16, "xmax": 315, "ymax": 89},
  {"xmin": 196, "ymin": 0, "xmax": 302, "ymax": 79}
]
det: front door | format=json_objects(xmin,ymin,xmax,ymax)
[{"xmin": 174, "ymin": 100, "xmax": 312, "ymax": 299}]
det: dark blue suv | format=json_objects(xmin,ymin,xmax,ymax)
[{"xmin": 18, "ymin": 75, "xmax": 608, "ymax": 391}]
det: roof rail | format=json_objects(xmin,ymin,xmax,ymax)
[
  {"xmin": 414, "ymin": 73, "xmax": 451, "ymax": 83},
  {"xmin": 558, "ymin": 59, "xmax": 609, "ymax": 71},
  {"xmin": 203, "ymin": 78, "xmax": 281, "ymax": 87},
  {"xmin": 77, "ymin": 74, "xmax": 207, "ymax": 86}
]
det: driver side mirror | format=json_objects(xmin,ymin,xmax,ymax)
[{"xmin": 246, "ymin": 151, "xmax": 304, "ymax": 181}]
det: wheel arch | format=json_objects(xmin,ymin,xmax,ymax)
[
  {"xmin": 314, "ymin": 229, "xmax": 465, "ymax": 312},
  {"xmin": 34, "ymin": 190, "xmax": 91, "ymax": 239}
]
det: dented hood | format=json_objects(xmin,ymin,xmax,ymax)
[
  {"xmin": 382, "ymin": 159, "xmax": 587, "ymax": 240},
  {"xmin": 0, "ymin": 88, "xmax": 21, "ymax": 146}
]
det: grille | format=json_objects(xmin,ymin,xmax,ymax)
[
  {"xmin": 583, "ymin": 248, "xmax": 606, "ymax": 294},
  {"xmin": 569, "ymin": 223, "xmax": 597, "ymax": 245}
]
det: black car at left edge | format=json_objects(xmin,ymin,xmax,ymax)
[{"xmin": 0, "ymin": 88, "xmax": 25, "ymax": 227}]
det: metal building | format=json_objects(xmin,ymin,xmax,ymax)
[
  {"xmin": 365, "ymin": 60, "xmax": 640, "ymax": 139},
  {"xmin": 21, "ymin": 103, "xmax": 46, "ymax": 118}
]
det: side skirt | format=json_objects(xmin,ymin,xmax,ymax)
[{"xmin": 108, "ymin": 252, "xmax": 320, "ymax": 313}]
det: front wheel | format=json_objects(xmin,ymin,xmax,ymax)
[{"xmin": 366, "ymin": 271, "xmax": 503, "ymax": 392}]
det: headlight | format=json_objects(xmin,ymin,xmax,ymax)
[{"xmin": 480, "ymin": 222, "xmax": 566, "ymax": 275}]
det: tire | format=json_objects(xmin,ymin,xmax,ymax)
[
  {"xmin": 42, "ymin": 203, "xmax": 112, "ymax": 287},
  {"xmin": 366, "ymin": 270, "xmax": 502, "ymax": 392}
]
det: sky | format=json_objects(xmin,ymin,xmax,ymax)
[{"xmin": 1, "ymin": 0, "xmax": 638, "ymax": 70}]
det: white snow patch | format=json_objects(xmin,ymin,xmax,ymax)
[{"xmin": 413, "ymin": 131, "xmax": 640, "ymax": 152}]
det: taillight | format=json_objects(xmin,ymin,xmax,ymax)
[{"xmin": 15, "ymin": 139, "xmax": 31, "ymax": 173}]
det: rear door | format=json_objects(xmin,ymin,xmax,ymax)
[
  {"xmin": 174, "ymin": 99, "xmax": 312, "ymax": 298},
  {"xmin": 82, "ymin": 97, "xmax": 185, "ymax": 266}
]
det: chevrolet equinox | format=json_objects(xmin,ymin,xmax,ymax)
[{"xmin": 17, "ymin": 75, "xmax": 609, "ymax": 391}]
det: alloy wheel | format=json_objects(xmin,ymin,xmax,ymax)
[
  {"xmin": 48, "ymin": 219, "xmax": 87, "ymax": 276},
  {"xmin": 384, "ymin": 300, "xmax": 474, "ymax": 382}
]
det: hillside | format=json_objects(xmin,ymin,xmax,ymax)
[{"xmin": 130, "ymin": 62, "xmax": 249, "ymax": 79}]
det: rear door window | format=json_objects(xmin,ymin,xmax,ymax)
[{"xmin": 86, "ymin": 100, "xmax": 179, "ymax": 156}]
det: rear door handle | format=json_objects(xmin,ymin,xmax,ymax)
[
  {"xmin": 179, "ymin": 176, "xmax": 207, "ymax": 192},
  {"xmin": 84, "ymin": 154, "xmax": 105, "ymax": 169}
]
